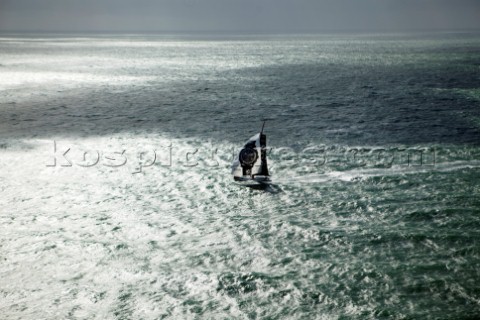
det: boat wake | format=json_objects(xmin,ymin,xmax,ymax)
[{"xmin": 274, "ymin": 160, "xmax": 480, "ymax": 184}]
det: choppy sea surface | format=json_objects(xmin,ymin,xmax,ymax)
[{"xmin": 1, "ymin": 33, "xmax": 480, "ymax": 319}]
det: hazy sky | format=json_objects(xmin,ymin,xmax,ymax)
[{"xmin": 1, "ymin": 0, "xmax": 479, "ymax": 33}]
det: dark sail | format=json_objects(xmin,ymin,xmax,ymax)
[{"xmin": 259, "ymin": 133, "xmax": 269, "ymax": 176}]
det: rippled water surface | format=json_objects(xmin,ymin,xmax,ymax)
[{"xmin": 1, "ymin": 33, "xmax": 480, "ymax": 319}]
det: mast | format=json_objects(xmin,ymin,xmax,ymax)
[{"xmin": 260, "ymin": 120, "xmax": 266, "ymax": 135}]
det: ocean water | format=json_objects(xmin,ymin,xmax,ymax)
[{"xmin": 1, "ymin": 33, "xmax": 480, "ymax": 319}]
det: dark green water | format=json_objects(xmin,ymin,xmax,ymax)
[{"xmin": 0, "ymin": 33, "xmax": 479, "ymax": 319}]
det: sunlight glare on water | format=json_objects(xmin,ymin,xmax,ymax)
[{"xmin": 1, "ymin": 34, "xmax": 480, "ymax": 319}]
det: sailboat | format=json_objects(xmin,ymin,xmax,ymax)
[{"xmin": 231, "ymin": 121, "xmax": 271, "ymax": 186}]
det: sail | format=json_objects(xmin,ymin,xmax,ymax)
[{"xmin": 231, "ymin": 132, "xmax": 269, "ymax": 179}]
